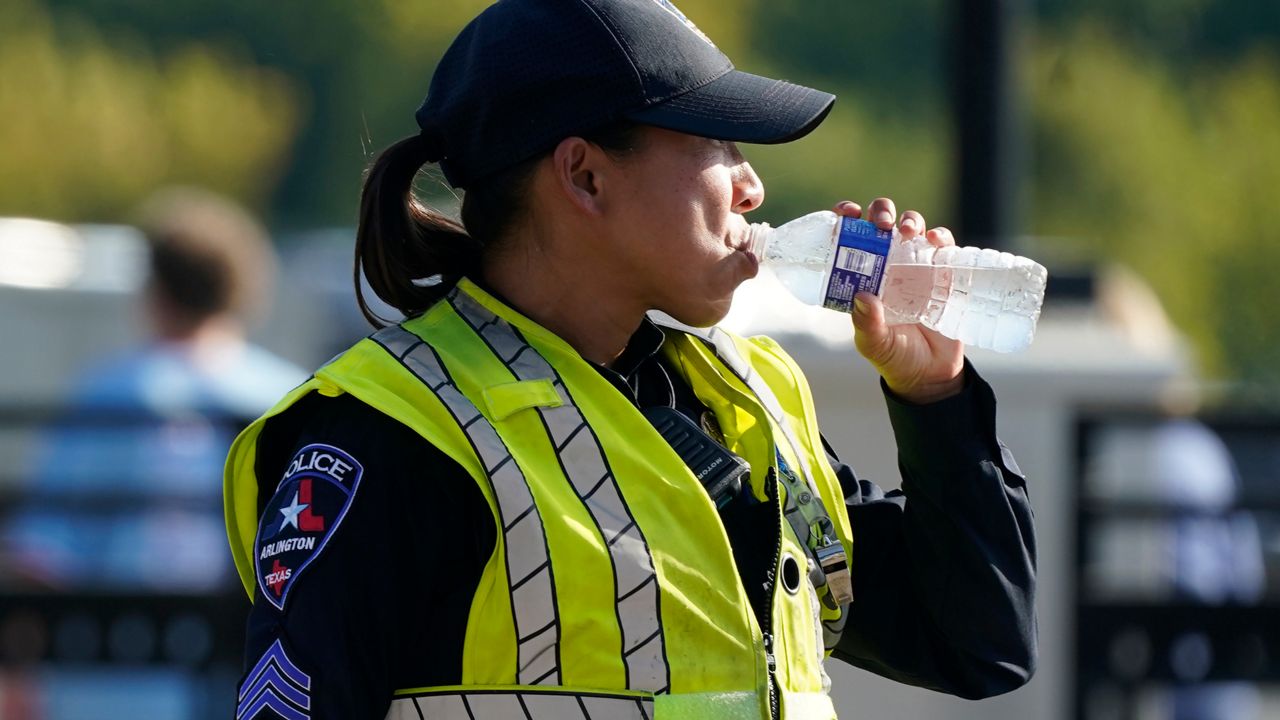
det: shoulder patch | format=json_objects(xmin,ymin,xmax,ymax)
[
  {"xmin": 254, "ymin": 443, "xmax": 364, "ymax": 610},
  {"xmin": 236, "ymin": 638, "xmax": 311, "ymax": 720}
]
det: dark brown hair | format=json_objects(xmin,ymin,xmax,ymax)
[
  {"xmin": 138, "ymin": 187, "xmax": 274, "ymax": 326},
  {"xmin": 354, "ymin": 122, "xmax": 643, "ymax": 327}
]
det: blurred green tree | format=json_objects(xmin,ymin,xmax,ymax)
[
  {"xmin": 0, "ymin": 0, "xmax": 299, "ymax": 220},
  {"xmin": 736, "ymin": 0, "xmax": 954, "ymax": 228},
  {"xmin": 36, "ymin": 0, "xmax": 772, "ymax": 226},
  {"xmin": 1027, "ymin": 24, "xmax": 1280, "ymax": 385},
  {"xmin": 33, "ymin": 0, "xmax": 950, "ymax": 228}
]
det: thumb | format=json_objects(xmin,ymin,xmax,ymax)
[{"xmin": 851, "ymin": 291, "xmax": 890, "ymax": 358}]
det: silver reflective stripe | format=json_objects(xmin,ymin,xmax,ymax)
[
  {"xmin": 386, "ymin": 690, "xmax": 654, "ymax": 720},
  {"xmin": 372, "ymin": 327, "xmax": 561, "ymax": 686},
  {"xmin": 450, "ymin": 290, "xmax": 670, "ymax": 693}
]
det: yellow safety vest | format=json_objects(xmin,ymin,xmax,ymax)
[{"xmin": 225, "ymin": 279, "xmax": 854, "ymax": 719}]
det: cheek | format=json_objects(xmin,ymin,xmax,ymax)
[
  {"xmin": 620, "ymin": 161, "xmax": 735, "ymax": 266},
  {"xmin": 699, "ymin": 171, "xmax": 737, "ymax": 225}
]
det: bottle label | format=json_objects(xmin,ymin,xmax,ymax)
[{"xmin": 823, "ymin": 218, "xmax": 892, "ymax": 312}]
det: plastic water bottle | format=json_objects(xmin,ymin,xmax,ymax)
[{"xmin": 746, "ymin": 210, "xmax": 1048, "ymax": 353}]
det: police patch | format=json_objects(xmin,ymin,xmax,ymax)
[{"xmin": 254, "ymin": 443, "xmax": 363, "ymax": 610}]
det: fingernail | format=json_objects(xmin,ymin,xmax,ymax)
[
  {"xmin": 875, "ymin": 210, "xmax": 893, "ymax": 225},
  {"xmin": 853, "ymin": 297, "xmax": 868, "ymax": 314},
  {"xmin": 900, "ymin": 217, "xmax": 917, "ymax": 233}
]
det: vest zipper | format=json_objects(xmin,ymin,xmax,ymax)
[
  {"xmin": 763, "ymin": 467, "xmax": 783, "ymax": 720},
  {"xmin": 763, "ymin": 632, "xmax": 779, "ymax": 720}
]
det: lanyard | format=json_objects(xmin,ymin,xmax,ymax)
[{"xmin": 776, "ymin": 453, "xmax": 852, "ymax": 605}]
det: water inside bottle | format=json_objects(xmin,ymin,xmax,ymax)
[
  {"xmin": 754, "ymin": 213, "xmax": 840, "ymax": 307},
  {"xmin": 880, "ymin": 263, "xmax": 937, "ymax": 326},
  {"xmin": 771, "ymin": 263, "xmax": 827, "ymax": 306},
  {"xmin": 882, "ymin": 260, "xmax": 1044, "ymax": 353}
]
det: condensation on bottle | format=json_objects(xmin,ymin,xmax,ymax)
[{"xmin": 746, "ymin": 210, "xmax": 1048, "ymax": 353}]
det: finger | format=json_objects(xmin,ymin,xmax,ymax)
[
  {"xmin": 833, "ymin": 200, "xmax": 862, "ymax": 218},
  {"xmin": 925, "ymin": 226, "xmax": 956, "ymax": 248},
  {"xmin": 867, "ymin": 197, "xmax": 896, "ymax": 229},
  {"xmin": 899, "ymin": 210, "xmax": 927, "ymax": 240}
]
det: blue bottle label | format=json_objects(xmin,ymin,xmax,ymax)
[{"xmin": 823, "ymin": 217, "xmax": 892, "ymax": 312}]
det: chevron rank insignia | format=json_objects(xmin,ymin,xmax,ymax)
[{"xmin": 236, "ymin": 639, "xmax": 311, "ymax": 720}]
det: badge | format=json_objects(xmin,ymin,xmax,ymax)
[{"xmin": 254, "ymin": 443, "xmax": 363, "ymax": 610}]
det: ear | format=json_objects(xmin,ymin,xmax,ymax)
[{"xmin": 550, "ymin": 137, "xmax": 609, "ymax": 216}]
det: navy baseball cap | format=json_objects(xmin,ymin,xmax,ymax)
[{"xmin": 416, "ymin": 0, "xmax": 836, "ymax": 188}]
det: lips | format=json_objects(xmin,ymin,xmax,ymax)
[{"xmin": 731, "ymin": 236, "xmax": 760, "ymax": 277}]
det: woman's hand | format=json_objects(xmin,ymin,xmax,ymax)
[{"xmin": 834, "ymin": 198, "xmax": 965, "ymax": 404}]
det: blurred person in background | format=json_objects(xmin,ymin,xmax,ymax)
[
  {"xmin": 4, "ymin": 187, "xmax": 306, "ymax": 591},
  {"xmin": 1088, "ymin": 267, "xmax": 1265, "ymax": 720},
  {"xmin": 1158, "ymin": 419, "xmax": 1265, "ymax": 720},
  {"xmin": 1090, "ymin": 417, "xmax": 1264, "ymax": 720}
]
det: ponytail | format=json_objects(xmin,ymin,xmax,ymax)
[
  {"xmin": 354, "ymin": 121, "xmax": 644, "ymax": 328},
  {"xmin": 355, "ymin": 135, "xmax": 481, "ymax": 327}
]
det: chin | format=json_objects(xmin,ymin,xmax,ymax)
[{"xmin": 664, "ymin": 298, "xmax": 732, "ymax": 329}]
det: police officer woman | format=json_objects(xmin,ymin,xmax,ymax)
[{"xmin": 225, "ymin": 1, "xmax": 1037, "ymax": 718}]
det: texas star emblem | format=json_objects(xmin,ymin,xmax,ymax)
[{"xmin": 254, "ymin": 443, "xmax": 363, "ymax": 610}]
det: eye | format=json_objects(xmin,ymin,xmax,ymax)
[
  {"xmin": 705, "ymin": 138, "xmax": 737, "ymax": 158},
  {"xmin": 716, "ymin": 139, "xmax": 744, "ymax": 161}
]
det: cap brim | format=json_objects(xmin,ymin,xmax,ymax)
[{"xmin": 623, "ymin": 70, "xmax": 835, "ymax": 145}]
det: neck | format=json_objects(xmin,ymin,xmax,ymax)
[
  {"xmin": 481, "ymin": 243, "xmax": 643, "ymax": 368},
  {"xmin": 154, "ymin": 314, "xmax": 246, "ymax": 361}
]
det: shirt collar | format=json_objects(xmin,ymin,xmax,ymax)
[{"xmin": 608, "ymin": 316, "xmax": 667, "ymax": 380}]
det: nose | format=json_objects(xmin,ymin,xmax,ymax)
[{"xmin": 729, "ymin": 145, "xmax": 765, "ymax": 213}]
